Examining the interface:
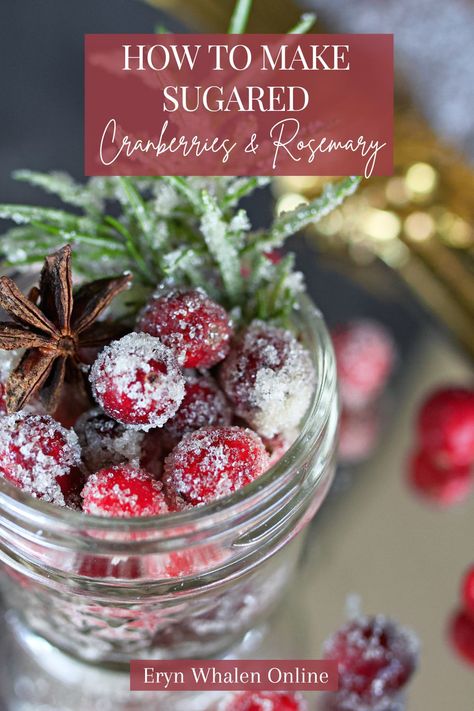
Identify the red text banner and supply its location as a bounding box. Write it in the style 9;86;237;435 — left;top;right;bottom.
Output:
129;659;339;691
85;34;393;177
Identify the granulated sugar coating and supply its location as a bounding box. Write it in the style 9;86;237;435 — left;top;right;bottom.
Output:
89;333;185;430
323;615;419;706
137;286;233;368
81;464;170;517
164;425;270;505
0;412;82;506
163;374;232;447
220;321;316;439
75;408;144;473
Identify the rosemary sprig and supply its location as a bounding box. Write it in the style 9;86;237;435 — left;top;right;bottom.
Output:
228;0;253;34
0;173;360;322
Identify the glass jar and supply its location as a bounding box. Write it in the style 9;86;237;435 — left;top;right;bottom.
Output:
0;296;338;666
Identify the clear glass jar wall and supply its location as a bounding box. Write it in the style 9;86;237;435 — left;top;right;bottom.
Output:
0;297;338;665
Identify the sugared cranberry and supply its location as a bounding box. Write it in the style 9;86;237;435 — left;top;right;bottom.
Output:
461;566;474;621
408;448;472;507
449;609;474;666
164;425;269;506
331;320;396;410
75;408;144;473
137;287;232;368
162;374;231;449
89;333;185;430
221;691;306;711
220;321;315;439
417;386;474;467
323;615;418;704
0;412;82;506
81;465;170;517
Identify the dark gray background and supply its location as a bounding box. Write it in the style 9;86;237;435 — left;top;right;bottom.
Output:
0;0;172;202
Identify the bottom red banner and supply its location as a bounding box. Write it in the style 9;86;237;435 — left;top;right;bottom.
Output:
130;660;338;692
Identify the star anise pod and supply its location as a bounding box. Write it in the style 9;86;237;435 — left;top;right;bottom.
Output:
0;245;132;413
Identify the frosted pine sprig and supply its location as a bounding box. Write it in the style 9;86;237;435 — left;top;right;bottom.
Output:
0;173;360;322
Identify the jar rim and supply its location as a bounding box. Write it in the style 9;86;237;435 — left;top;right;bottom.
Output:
0;295;335;536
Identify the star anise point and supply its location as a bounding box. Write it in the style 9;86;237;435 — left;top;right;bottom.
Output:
0;246;132;413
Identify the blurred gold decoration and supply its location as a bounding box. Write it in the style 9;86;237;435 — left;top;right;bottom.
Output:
275;106;474;355
147;0;474;356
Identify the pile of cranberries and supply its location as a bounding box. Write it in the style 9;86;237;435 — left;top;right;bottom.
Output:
0;287;315;519
408;386;474;506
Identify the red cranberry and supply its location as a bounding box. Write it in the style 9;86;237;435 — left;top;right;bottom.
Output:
164;425;269;506
89;333;185;430
75;408;144;473
417;386;474;467
331;320;395;410
220;321;315;439
449;609;474;666
0;412;82;506
137;287;232;368
323;615;418;703
408;448;472;507
81;464;170;517
222;691;306;711
162;374;231;449
461;566;474;621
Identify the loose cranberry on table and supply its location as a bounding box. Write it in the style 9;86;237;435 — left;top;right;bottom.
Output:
0;412;82;506
323;615;418;705
461;565;474;621
338;405;380;465
162;374;231;450
449;609;474;667
89;332;185;430
75;408;144;474
221;691;306;711
137;286;233;368
408;448;472;507
417;386;474;467
331;320;396;411
81;464;171;517
164;425;270;506
220;320;315;439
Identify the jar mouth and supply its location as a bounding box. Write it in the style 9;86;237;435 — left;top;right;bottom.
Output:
0;295;336;536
